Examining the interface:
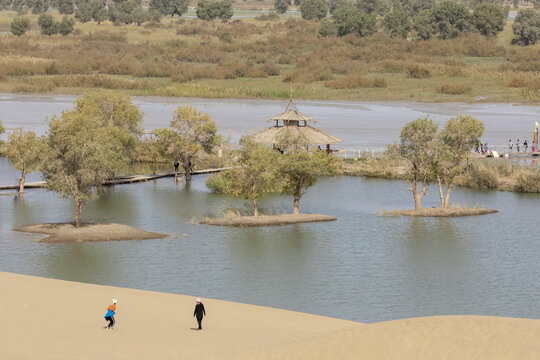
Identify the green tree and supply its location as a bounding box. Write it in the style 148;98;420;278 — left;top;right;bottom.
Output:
300;0;327;20
327;0;346;14
512;9;540;45
6;129;45;192
58;16;75;34
412;9;435;40
434;115;484;208
382;7;411;38
73;92;143;160
131;6;148;25
109;0;140;24
206;137;279;216
318;18;338;36
398;0;434;16
332;3;376;36
38;13;58;35
75;2;93;22
277;145;337;214
155;106;218;182
472;2;505;37
10;16;31;36
93;6;108;23
196;0;233;20
57;0;74;14
356;0;390;15
274;0;288;14
432;1;471;39
393;116;438;210
150;0;189;16
31;0;48;14
43;110;129;227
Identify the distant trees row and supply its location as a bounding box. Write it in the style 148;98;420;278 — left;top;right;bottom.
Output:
1;0;234;22
317;0;507;40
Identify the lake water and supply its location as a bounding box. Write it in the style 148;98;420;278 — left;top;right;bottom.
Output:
1;94;539;323
1;94;540;151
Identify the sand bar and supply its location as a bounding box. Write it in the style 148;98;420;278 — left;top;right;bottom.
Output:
14;222;168;243
200;214;337;227
0;272;538;360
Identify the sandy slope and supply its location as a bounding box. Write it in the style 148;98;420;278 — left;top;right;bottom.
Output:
0;272;538;360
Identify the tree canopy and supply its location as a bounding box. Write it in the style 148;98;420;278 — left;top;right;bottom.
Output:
196;0;233;20
472;3;505;37
10;16;30;36
300;0;328;20
155;106;218;182
512;9;540;45
6;129;45;192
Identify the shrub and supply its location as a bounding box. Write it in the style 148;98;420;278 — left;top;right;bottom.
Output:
514;170;540;193
255;12;280;21
10;17;31;36
472;3;505;38
406;64;431;78
507;77;526;88
318;19;337;37
261;62;280;76
438;83;471;95
463;163;499;189
58;16;75;35
38;14;58;36
274;0;288;14
325;75;387;89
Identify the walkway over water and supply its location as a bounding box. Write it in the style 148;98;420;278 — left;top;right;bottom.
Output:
0;167;232;190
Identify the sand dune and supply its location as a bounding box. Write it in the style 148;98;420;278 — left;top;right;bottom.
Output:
0;272;538;360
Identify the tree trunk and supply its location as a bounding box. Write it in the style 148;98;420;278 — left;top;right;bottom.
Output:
253;198;258;216
183;163;191;182
293;194;300;214
409;180;427;210
19;170;26;192
437;176;444;208
444;183;454;209
74;196;81;228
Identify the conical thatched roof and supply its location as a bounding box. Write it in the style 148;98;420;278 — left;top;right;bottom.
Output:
266;99;316;123
252;125;342;145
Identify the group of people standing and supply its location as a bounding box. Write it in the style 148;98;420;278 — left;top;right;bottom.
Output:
508;139;534;153
103;298;206;330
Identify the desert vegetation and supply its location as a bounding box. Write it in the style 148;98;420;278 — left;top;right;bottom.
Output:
0;1;539;102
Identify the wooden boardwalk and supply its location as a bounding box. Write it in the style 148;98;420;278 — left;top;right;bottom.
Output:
0;167;232;191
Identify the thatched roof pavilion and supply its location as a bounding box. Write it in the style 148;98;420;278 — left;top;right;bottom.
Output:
252;100;342;148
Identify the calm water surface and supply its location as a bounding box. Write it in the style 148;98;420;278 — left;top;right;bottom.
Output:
2;93;540;149
1;95;539;322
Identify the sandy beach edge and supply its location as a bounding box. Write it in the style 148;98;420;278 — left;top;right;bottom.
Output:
0;271;538;360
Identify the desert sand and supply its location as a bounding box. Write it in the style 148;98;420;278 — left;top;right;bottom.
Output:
0;271;538;360
14;222;168;243
200;214;337;227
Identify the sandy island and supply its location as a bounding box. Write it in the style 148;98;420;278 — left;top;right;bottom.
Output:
0;272;538;360
385;208;499;217
200;214;337;227
14;222;168;243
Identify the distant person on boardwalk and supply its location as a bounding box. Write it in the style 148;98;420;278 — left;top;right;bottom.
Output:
524;140;528;152
193;298;206;330
104;299;117;329
508;139;513;153
174;161;179;173
516;139;520;153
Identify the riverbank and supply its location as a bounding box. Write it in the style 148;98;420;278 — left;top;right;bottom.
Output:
14;222;168;242
0;271;538;360
200;214;337;227
1;13;540;104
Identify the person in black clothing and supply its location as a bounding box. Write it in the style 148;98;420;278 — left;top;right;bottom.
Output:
174;161;179;172
193;298;206;330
